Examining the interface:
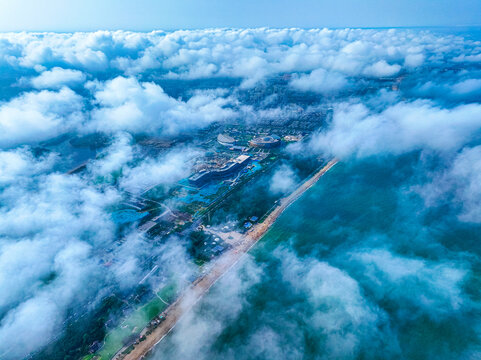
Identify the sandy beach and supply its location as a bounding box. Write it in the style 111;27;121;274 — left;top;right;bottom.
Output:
120;159;338;360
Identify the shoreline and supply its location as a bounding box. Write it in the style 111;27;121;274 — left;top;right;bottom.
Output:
120;158;338;360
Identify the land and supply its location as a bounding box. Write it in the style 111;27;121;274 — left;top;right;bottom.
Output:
33;88;333;360
119;159;338;360
26;66;411;360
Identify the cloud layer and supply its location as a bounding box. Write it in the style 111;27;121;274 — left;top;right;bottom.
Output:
0;27;480;359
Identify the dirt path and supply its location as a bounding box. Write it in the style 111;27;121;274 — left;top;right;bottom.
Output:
121;159;338;360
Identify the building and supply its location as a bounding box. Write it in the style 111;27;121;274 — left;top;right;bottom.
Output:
249;134;281;148
89;341;101;353
244;222;252;229
217;133;236;147
138;221;157;233
212;245;225;254
283;134;303;142
188;155;251;187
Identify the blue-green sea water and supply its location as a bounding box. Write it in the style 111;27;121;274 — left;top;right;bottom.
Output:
151;155;481;360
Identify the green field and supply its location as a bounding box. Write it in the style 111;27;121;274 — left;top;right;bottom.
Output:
96;284;177;360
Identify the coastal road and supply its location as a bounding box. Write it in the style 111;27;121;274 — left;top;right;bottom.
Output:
121;158;338;360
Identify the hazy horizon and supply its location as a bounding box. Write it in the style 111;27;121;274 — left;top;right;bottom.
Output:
0;0;480;32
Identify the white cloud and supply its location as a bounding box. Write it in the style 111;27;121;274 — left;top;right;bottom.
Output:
451;78;481;96
119;147;199;193
0;88;84;148
0;173;119;358
404;52;425;67
0;28;476;87
363;60;401;77
30;67;86;89
88;132;134;180
88;76;234;135
418;145;481;223
278;249;384;359
0;162;193;358
269;164;298;195
308;100;481;158
351;249;468;318
453;53;481;63
0;148;57;185
154;256;262;360
289;68;348;94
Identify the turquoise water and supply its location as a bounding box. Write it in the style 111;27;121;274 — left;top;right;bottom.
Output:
177;181;224;204
249;160;262;173
151;155;481;360
111;209;148;224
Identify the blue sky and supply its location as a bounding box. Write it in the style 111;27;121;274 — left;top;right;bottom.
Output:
0;0;480;31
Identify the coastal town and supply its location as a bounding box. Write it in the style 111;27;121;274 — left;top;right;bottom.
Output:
56;106;332;360
120;159;338;360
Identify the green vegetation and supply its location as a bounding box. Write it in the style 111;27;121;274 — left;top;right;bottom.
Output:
78;151;320;360
206;154;323;228
207;158;279;226
35;295;123;360
188;230;210;261
122;345;135;355
158;283;177;303
96;284;177;360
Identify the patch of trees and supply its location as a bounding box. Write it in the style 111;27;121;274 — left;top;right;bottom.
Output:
188;231;210;261
34;295;123;360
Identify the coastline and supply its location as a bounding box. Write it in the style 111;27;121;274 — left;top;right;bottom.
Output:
120;158;339;360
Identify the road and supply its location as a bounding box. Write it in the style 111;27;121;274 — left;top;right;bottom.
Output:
120;159;338;360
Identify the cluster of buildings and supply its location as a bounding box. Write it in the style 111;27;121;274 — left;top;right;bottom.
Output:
218;132;281;149
188;132;287;188
283;134;303;142
249;134;281;148
217;133;236;147
188;154;251;187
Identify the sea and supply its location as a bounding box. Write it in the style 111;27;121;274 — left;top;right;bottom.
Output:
150;154;481;359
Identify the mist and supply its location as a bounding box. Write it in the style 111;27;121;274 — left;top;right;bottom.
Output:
0;27;480;359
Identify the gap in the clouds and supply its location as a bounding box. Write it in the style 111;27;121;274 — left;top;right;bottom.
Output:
0;66;37;100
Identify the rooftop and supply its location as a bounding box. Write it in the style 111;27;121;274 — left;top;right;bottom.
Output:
235;154;250;163
250;134;281;144
217;133;235;144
